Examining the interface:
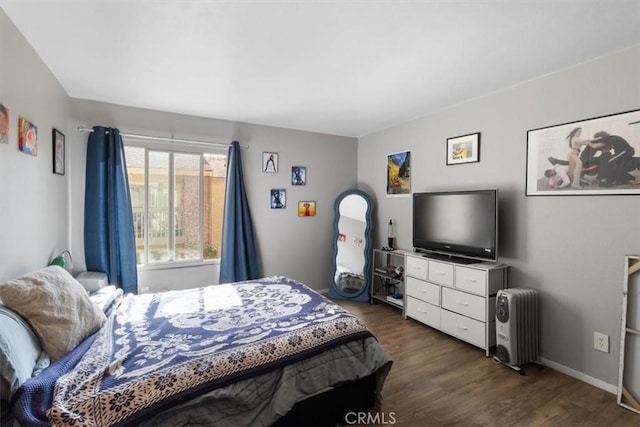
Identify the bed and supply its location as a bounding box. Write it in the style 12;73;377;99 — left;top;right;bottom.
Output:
0;266;392;426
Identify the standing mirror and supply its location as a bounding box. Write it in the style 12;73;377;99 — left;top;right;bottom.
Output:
328;189;374;302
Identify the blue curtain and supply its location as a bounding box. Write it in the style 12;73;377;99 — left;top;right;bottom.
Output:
219;141;260;283
84;126;138;294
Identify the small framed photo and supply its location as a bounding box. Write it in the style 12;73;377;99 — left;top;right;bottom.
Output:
446;132;480;165
291;166;306;185
52;128;65;175
298;201;316;217
18;117;38;156
0;103;9;144
270;189;286;209
263;152;279;173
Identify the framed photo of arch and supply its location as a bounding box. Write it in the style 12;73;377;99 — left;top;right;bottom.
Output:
263;152;278;173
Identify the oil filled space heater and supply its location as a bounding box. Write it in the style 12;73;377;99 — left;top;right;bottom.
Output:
494;289;539;373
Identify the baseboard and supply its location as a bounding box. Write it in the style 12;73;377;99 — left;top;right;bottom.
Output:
538;357;617;394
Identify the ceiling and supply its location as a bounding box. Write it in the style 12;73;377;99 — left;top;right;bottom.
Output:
2;1;640;138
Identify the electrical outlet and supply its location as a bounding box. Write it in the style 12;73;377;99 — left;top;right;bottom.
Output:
594;332;609;353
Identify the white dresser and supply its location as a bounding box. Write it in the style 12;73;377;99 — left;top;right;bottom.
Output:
404;252;508;356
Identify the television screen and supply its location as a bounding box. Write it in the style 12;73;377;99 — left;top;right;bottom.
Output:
412;189;498;262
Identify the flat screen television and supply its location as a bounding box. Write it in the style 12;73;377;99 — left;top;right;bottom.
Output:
412;189;498;263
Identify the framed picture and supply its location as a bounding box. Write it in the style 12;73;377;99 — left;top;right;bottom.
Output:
18;117;38;156
446;132;480;165
386;151;411;196
270;189;286;209
52;128;65;175
263;152;278;173
298;201;316;217
0;104;9;144
526;109;640;196
291;166;306;185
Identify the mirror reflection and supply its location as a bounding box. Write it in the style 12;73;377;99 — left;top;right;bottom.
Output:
329;190;373;302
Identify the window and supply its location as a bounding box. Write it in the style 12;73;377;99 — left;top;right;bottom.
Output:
124;144;227;266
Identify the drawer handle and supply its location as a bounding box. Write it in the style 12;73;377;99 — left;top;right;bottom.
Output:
436;271;446;276
455;299;469;306
419;309;429;314
419;289;428;293
455;323;469;331
465;277;477;283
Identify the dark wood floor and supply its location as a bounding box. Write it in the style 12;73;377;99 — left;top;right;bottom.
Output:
332;299;639;426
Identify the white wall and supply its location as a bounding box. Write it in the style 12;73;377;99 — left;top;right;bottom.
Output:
0;10;69;282
358;44;640;388
68;99;358;292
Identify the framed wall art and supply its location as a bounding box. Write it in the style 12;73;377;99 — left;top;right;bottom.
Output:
52;128;65;175
270;189;286;208
18;117;38;156
0;104;9;144
291;166;306;185
263;152;278;173
386;150;411;196
446;132;480;165
526;109;640;196
298;201;316;217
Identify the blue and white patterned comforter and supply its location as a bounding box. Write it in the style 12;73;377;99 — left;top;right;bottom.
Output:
14;276;375;426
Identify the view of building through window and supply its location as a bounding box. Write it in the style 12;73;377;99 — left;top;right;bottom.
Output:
124;145;227;265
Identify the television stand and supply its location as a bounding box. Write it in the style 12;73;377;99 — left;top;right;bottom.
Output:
404;252;508;357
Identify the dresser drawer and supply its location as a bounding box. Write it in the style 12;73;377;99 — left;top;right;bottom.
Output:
441;287;486;322
406;256;428;280
406;297;440;329
455;266;487;295
428;261;454;287
440;309;485;348
406;277;440;306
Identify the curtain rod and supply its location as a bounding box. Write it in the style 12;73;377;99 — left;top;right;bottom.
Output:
77;126;248;149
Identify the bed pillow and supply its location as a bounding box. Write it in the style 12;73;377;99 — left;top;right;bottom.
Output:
0;266;106;361
0;305;43;400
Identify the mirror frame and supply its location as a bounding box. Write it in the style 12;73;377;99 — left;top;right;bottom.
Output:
328;189;374;301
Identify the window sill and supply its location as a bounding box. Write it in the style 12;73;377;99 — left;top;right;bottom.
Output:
137;259;220;271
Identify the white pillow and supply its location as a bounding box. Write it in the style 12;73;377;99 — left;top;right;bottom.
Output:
0;266;106;361
0;305;43;400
